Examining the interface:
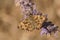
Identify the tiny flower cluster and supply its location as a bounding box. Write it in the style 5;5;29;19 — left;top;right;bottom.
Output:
19;0;38;15
40;21;59;36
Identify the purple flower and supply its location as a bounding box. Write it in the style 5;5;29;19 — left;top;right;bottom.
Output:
40;28;49;35
32;9;37;15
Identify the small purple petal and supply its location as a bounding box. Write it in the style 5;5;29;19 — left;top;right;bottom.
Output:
40;28;48;35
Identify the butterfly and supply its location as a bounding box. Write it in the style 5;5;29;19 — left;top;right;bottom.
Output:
18;13;46;31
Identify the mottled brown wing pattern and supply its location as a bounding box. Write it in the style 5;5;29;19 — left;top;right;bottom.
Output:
18;14;46;31
32;15;46;30
18;18;35;31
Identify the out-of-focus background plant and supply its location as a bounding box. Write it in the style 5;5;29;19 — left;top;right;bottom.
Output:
0;0;60;40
